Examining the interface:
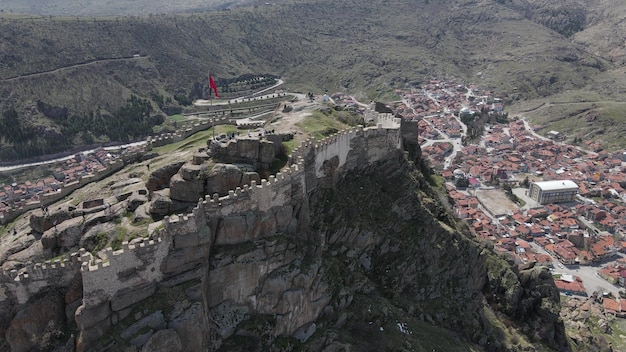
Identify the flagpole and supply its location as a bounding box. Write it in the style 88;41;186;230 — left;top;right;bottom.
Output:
209;71;214;140
208;72;220;140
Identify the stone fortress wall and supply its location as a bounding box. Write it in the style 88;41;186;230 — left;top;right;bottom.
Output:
148;116;235;148
0;112;408;351
0;252;82;305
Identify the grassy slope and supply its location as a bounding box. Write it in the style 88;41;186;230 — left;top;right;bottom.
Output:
0;0;243;16
0;0;625;151
0;1;606;102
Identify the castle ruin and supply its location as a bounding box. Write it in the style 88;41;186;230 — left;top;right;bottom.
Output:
1;113;414;351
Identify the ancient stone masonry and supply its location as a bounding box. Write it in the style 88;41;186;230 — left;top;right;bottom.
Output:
1;115;237;225
79;236;169;308
0;253;82;304
149;117;234;148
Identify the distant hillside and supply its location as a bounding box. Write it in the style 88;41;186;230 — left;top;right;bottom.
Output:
0;0;251;16
1;0;625;160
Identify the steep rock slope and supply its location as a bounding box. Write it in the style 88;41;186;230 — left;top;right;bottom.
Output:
215;148;568;351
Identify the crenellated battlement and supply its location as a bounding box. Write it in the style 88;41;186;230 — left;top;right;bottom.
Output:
0;251;84;304
149;116;235;148
80;235;165;273
164;205;203;235
289;137;317;164
197;156;306;216
187;111;402;216
1;251;81;284
80;233;170;308
374;113;401;128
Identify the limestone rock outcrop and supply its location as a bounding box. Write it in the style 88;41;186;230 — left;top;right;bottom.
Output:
1;118;572;352
169;173;205;203
167;162;259;203
168;302;209;352
149;190;188;216
209;136;276;168
30;208;72;234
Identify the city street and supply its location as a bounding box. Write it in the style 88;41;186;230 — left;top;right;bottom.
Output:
530;242;622;297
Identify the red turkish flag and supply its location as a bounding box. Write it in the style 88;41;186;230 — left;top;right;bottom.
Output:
209;75;219;98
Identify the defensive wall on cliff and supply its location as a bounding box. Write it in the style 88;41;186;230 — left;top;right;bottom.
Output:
0;112;408;350
148;116;236;148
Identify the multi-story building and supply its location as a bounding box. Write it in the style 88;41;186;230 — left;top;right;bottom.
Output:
529;180;578;205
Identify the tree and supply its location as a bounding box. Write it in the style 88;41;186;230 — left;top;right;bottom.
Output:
521;176;530;188
455;176;469;189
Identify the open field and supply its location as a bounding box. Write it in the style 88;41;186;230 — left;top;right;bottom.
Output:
475;189;519;217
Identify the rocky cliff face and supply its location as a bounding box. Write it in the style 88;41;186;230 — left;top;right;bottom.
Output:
207;148;568;351
1;121;569;352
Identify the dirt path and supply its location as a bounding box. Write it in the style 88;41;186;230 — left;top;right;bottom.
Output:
1;55;146;82
265;93;325;144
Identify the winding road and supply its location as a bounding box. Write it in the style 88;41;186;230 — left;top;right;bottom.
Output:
193;79;285;106
0;141;148;172
519;116;597;156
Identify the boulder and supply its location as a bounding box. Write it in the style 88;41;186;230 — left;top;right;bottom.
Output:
205;164;243;195
192;151;211;165
41;217;85;250
29;208;72;233
127;193;149;213
149;191;173;216
80;223;116;252
169;174;204;203
130;329;153;347
6;290;67;352
133;203;152;224
146;161;185;192
180;163;204;181
140;329;182;352
230;138;259;160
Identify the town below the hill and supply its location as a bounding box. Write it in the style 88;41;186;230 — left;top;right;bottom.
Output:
392;79;626;309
